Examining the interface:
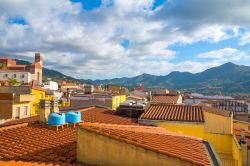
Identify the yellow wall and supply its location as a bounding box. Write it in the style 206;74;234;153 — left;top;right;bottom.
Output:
77;127;195;166
111;95;126;110
204;112;232;134
157;120;242;166
62;101;70;107
31;88;45;116
158;122;204;138
231;136;242;166
233;120;249;130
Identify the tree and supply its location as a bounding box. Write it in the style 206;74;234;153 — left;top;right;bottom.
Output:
8;78;19;86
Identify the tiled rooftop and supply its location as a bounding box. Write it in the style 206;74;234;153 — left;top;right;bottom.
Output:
79;122;212;166
0;160;80;166
0;115;39;127
81;107;138;125
152;95;180;104
0;123;76;164
140;104;205;122
0;107;138;164
139;104;230;122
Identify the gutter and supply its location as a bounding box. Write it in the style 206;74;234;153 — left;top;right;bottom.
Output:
203;141;223;166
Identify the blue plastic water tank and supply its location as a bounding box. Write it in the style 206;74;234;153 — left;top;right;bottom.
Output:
48;113;66;125
65;111;81;123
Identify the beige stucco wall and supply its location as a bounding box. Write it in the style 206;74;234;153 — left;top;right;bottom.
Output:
204;111;232;134
12;102;31;119
77;128;195;166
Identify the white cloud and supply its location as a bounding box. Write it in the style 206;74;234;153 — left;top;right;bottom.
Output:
240;33;250;45
197;48;250;61
0;0;249;79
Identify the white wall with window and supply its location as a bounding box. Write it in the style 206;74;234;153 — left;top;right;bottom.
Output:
42;81;59;90
0;71;31;83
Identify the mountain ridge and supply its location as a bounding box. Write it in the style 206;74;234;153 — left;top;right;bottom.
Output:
14;58;250;94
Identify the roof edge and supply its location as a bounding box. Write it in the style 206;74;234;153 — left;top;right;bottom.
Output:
203;141;223;166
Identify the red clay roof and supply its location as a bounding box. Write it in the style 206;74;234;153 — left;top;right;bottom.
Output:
0;115;39;127
0;123;76;164
0;160;80;166
140;104;231;122
79;123;211;166
81;107;138;125
140;104;205;122
0;107;138;164
152;95;180;104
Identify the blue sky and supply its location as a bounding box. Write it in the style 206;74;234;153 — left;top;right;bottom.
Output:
0;0;250;79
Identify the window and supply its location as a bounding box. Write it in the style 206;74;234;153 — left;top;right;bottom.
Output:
24;106;28;115
20;74;25;78
15;107;20;119
13;74;16;78
4;74;8;78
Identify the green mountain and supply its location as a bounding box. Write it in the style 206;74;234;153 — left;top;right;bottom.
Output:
15;59;85;83
14;58;250;94
92;62;250;94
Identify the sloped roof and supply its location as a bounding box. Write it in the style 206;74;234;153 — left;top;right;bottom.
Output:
81;107;138;125
140;104;204;122
0;107;138;165
151;95;180;104
139;104;230;122
79;122;212;166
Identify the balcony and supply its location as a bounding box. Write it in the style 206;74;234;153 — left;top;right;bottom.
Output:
14;94;35;102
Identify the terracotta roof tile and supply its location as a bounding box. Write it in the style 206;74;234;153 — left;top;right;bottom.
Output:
80;107;138;125
140;104;204;122
79;123;211;166
0;115;39;127
0;107;138;164
152;95;180;104
0;123;76;164
0;160;80;166
140;104;230;122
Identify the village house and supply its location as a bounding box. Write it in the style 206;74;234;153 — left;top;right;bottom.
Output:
0;53;43;84
138;103;247;166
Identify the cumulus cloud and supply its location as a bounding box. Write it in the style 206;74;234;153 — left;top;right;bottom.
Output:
197;48;250;62
0;0;249;79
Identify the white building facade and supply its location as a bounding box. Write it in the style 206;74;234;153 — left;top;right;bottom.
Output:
0;71;31;84
42;81;59;90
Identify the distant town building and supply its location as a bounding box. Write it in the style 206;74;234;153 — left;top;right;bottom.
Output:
60;82;81;90
138;103;246;165
42;81;59;90
83;84;94;94
116;99;146;118
147;88;179;96
105;84;128;94
151;95;183;104
70;93;126;110
0;53;43;84
147;88;169;96
0;87;35;120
